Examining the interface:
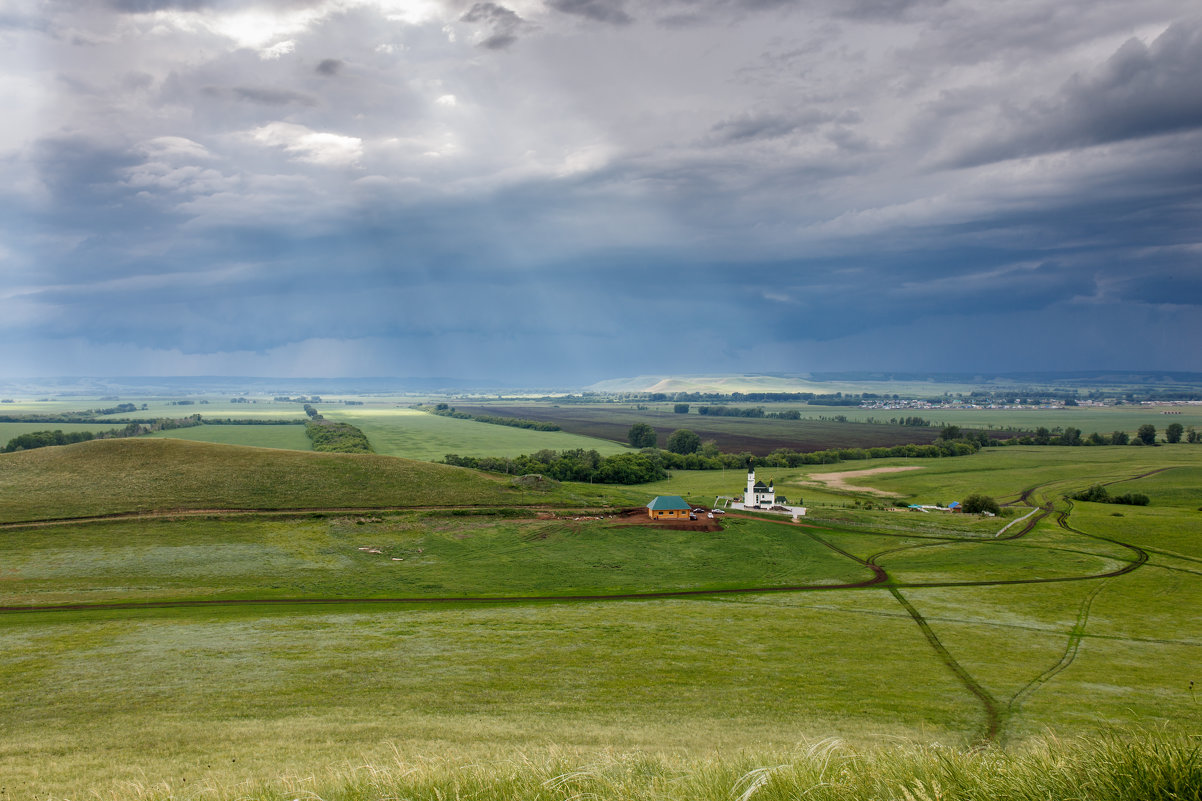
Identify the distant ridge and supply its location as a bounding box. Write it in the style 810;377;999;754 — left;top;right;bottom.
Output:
587;371;1202;394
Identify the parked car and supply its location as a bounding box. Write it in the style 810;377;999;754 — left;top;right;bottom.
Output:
711;508;726;514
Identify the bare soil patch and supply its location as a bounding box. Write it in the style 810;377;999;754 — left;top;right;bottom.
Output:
802;466;925;497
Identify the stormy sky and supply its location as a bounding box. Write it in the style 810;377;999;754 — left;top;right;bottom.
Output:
2;0;1200;383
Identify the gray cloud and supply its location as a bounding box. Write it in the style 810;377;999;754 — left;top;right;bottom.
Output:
707;109;837;143
3;0;1201;379
545;0;633;26
104;0;214;11
224;86;317;105
315;58;343;75
948;18;1202;167
460;2;530;49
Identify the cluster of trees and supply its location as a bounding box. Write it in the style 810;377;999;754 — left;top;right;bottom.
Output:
627;423;658;448
93;402;139;415
304;419;372;453
961;494;1002;515
443;449;667;484
3;429;98;452
693;405;804;420
2;415;205;453
427;404;561;431
627;425;708;454
1069;485;1150;506
448;434;993;486
301;404;373;452
697;405;767;417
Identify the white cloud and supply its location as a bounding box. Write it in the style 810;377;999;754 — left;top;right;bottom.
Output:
258;40;296;60
249;122;364;167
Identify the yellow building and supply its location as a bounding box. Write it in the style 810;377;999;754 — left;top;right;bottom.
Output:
646;495;692;519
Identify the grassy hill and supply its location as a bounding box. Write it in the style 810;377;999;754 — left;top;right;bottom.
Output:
0;438;628;523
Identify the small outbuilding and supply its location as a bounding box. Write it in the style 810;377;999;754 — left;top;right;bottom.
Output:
646;495;692;520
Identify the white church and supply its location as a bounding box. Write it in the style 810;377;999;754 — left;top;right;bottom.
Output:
745;467;775;507
718;466;806;518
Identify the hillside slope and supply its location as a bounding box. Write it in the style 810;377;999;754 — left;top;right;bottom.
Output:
0;438;544;522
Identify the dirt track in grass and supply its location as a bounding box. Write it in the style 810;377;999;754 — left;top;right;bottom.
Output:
803;465;925;496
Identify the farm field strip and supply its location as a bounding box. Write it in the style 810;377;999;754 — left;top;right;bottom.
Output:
449;403;945;454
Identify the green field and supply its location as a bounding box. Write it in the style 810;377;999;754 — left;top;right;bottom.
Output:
327;407;632;460
2;440;1201;798
147;423;312;450
0;439;642;523
807;403;1202;434
0;397;311;420
0;421;123;446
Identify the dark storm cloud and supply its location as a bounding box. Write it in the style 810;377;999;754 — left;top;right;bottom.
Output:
4;0;1201;379
545;0;633;26
948;19;1202;167
707;109;837;143
830;0;947;21
31;136;141;208
315;58;343;75
225;86;317;105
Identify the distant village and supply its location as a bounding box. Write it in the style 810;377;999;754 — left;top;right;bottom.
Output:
859;398;1202;411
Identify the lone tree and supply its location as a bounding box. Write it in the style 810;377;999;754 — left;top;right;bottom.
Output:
627;423;657;449
1166;422;1184;443
961;494;1001;515
666;428;701;455
939;424;962;440
1136;424;1158;446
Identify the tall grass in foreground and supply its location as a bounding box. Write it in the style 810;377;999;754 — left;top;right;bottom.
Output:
99;730;1201;801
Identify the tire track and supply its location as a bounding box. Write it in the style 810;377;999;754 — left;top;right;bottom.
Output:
1007;575;1110;714
887;586;1002;745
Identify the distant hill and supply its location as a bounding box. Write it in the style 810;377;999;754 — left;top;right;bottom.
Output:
587;371;1202;394
0;438;544;523
586;374;836;394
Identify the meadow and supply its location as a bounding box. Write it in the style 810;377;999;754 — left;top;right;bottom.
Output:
450;402;944;454
806;403;1202;434
0;421;122;447
147;424;312;450
2;439;1201;799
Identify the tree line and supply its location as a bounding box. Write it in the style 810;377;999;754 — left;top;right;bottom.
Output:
444;437;985;485
424;404;561;431
2;415;205;453
1068;485;1150;506
440;418;1196;487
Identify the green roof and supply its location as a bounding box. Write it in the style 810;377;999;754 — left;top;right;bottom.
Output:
646;495;691;511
